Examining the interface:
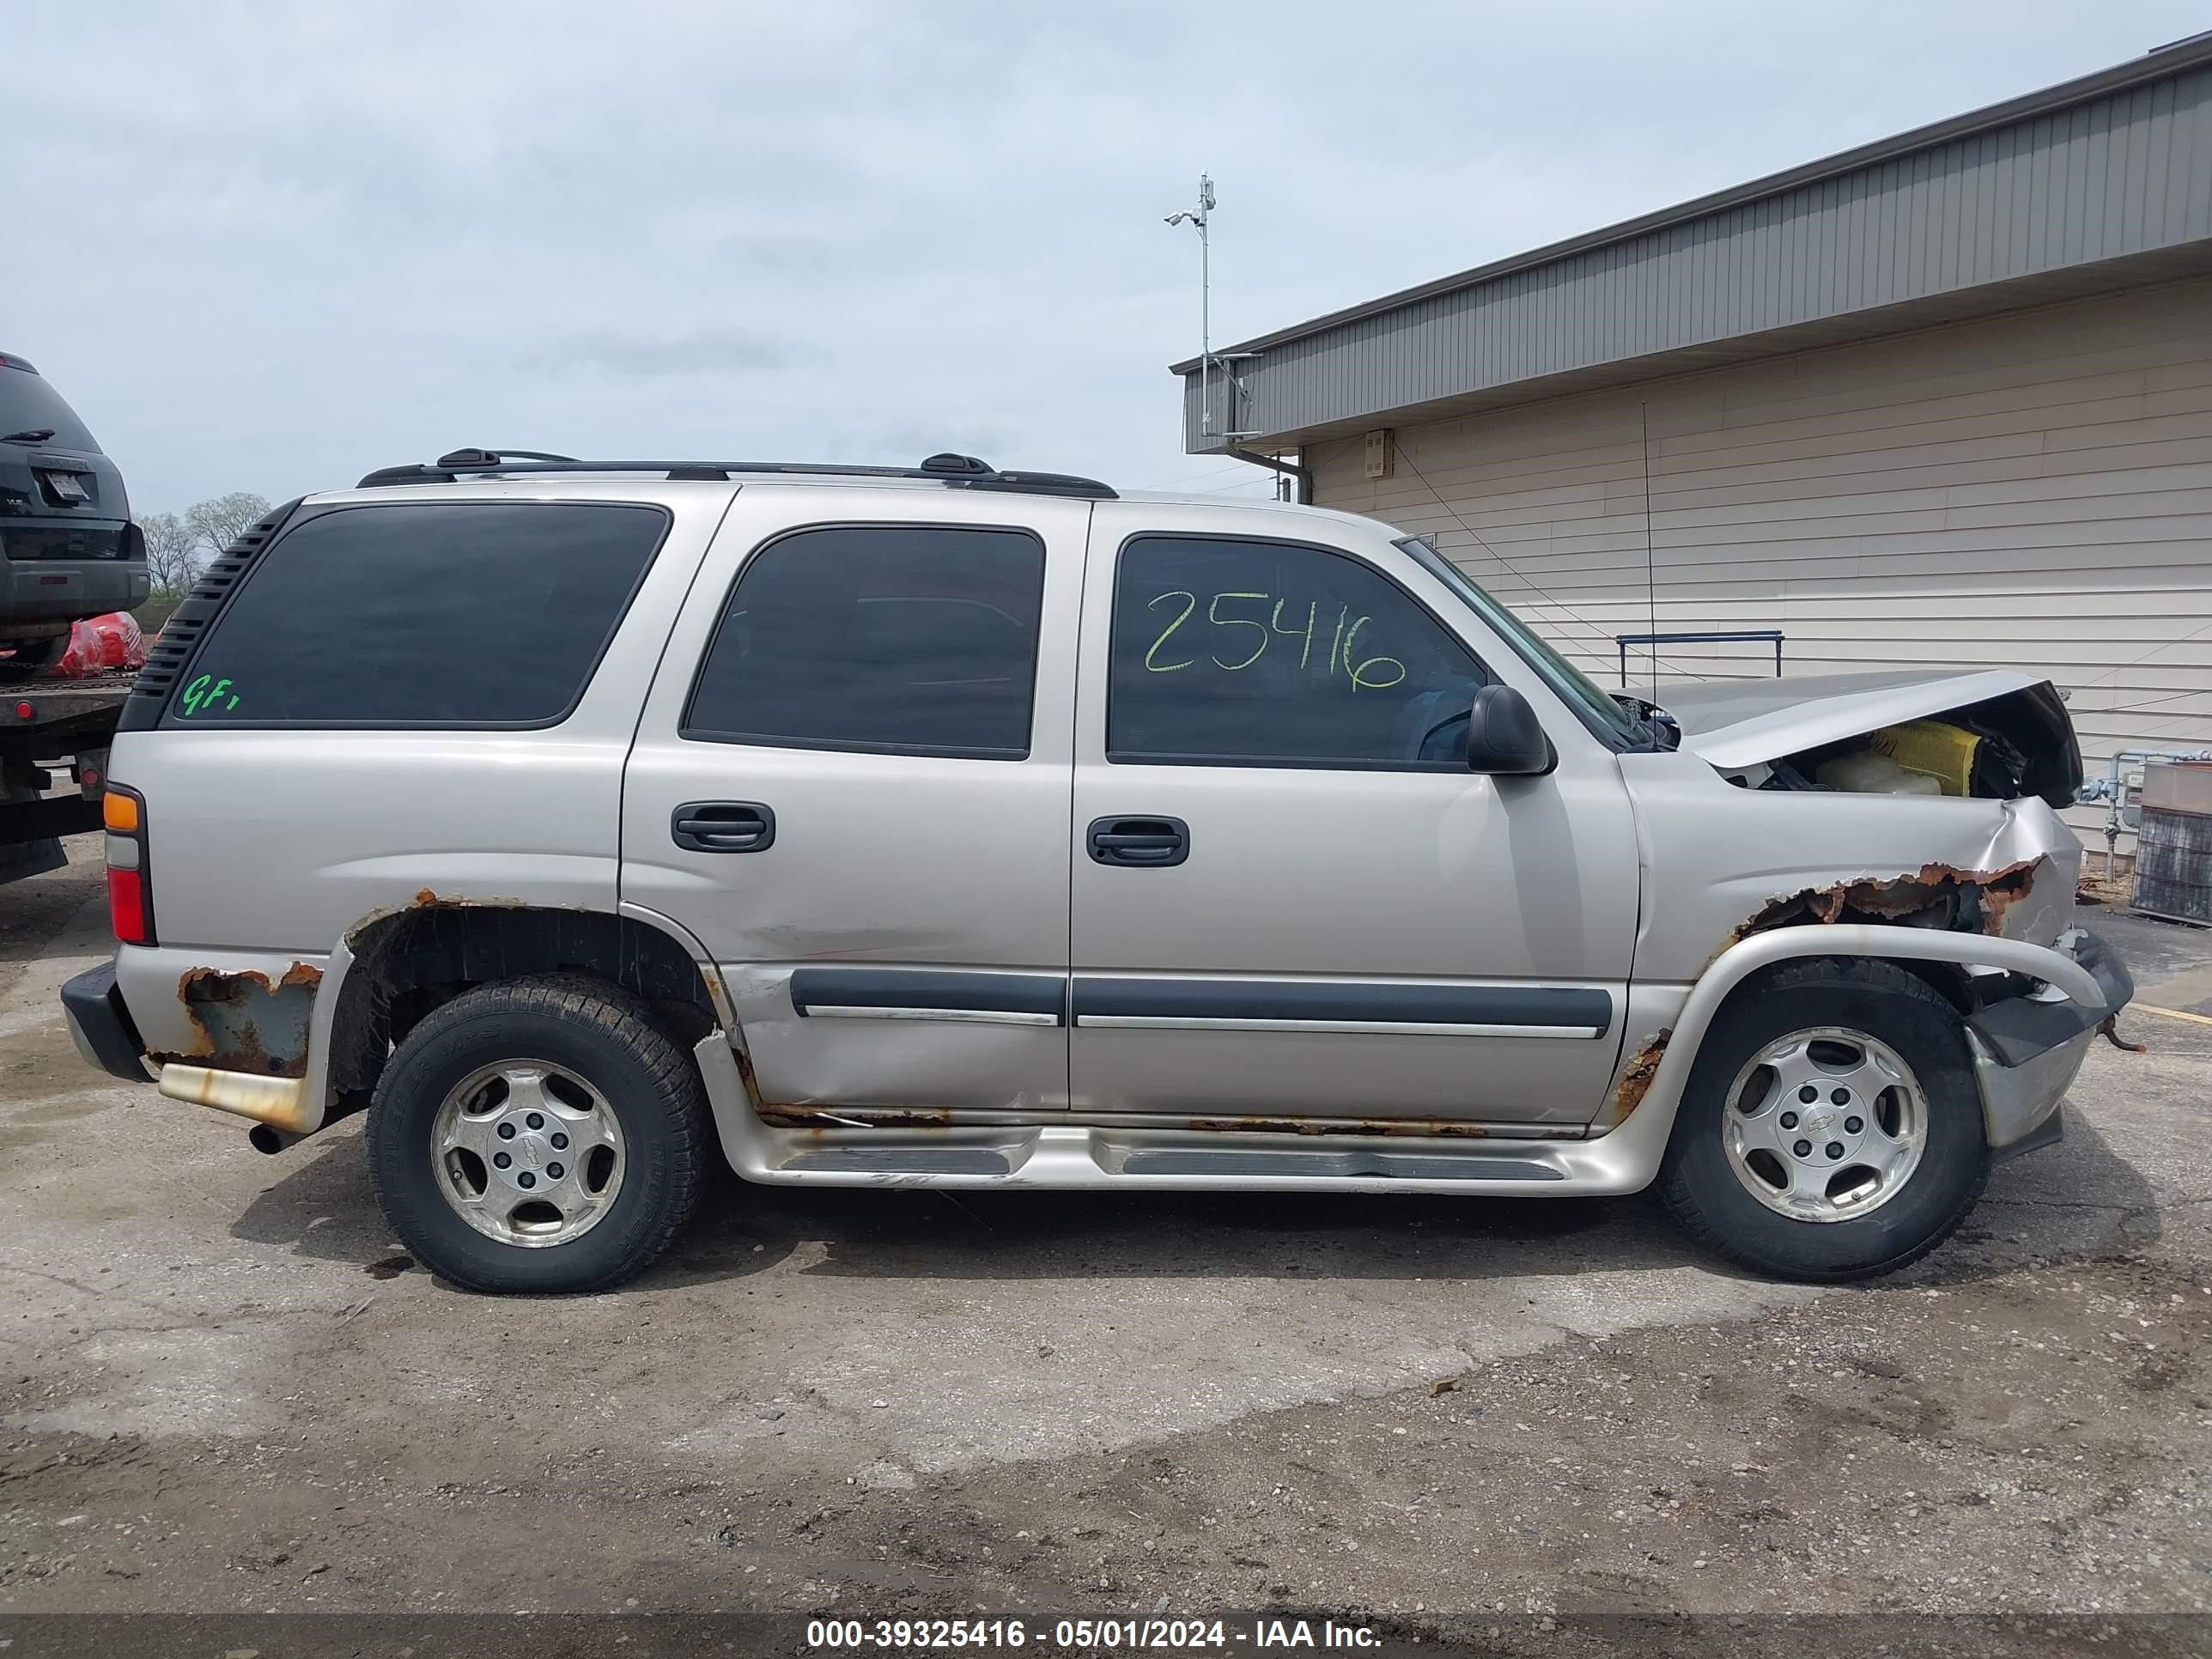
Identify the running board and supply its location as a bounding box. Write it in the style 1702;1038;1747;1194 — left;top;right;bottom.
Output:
1123;1148;1561;1181
690;1039;1669;1197
777;1142;1560;1182
785;1147;1012;1175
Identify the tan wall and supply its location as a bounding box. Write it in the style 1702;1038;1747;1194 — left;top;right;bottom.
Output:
1309;276;2212;854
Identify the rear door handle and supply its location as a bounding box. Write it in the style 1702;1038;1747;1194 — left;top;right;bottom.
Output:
1086;815;1188;867
672;800;775;854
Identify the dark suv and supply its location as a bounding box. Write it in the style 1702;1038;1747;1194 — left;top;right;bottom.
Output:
0;351;145;673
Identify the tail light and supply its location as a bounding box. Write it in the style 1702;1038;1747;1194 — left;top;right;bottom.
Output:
103;785;154;945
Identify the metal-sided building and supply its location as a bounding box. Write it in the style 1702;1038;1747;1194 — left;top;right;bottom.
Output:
1172;36;2212;850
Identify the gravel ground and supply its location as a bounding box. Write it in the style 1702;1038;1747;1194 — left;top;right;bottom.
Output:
1;837;2207;1656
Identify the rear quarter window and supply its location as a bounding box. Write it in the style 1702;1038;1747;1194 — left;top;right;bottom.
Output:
162;501;668;728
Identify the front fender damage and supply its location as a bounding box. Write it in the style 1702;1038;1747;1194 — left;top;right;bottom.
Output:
1611;854;2059;1127
1728;858;2044;946
1606;831;2133;1149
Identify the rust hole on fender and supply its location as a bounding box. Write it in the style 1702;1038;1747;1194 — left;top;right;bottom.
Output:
1729;858;2043;949
162;963;323;1079
1613;1031;1670;1122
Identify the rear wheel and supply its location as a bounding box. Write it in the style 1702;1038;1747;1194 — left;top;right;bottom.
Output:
366;975;709;1294
1659;958;1987;1281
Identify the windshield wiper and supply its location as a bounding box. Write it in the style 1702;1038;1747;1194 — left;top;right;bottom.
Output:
2;428;56;444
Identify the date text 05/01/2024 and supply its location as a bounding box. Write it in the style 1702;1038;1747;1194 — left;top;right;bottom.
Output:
804;1617;1382;1650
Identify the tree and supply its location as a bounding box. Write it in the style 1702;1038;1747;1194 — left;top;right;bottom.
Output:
185;491;272;561
139;511;198;596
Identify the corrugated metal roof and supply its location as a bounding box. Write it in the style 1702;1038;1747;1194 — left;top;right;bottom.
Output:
1176;36;2212;451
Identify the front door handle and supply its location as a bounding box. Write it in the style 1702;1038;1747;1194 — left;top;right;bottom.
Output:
672;800;775;854
1087;815;1188;867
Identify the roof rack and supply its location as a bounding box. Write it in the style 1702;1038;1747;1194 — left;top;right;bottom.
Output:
355;449;1117;501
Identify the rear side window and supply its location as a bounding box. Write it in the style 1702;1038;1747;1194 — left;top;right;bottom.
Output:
167;501;667;727
684;524;1045;759
0;364;100;453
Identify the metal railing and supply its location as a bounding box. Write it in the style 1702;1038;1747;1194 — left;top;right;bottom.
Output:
1615;629;1784;688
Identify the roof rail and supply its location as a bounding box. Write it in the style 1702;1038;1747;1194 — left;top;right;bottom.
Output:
354;449;1117;500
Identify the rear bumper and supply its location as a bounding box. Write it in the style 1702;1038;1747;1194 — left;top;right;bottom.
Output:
1966;927;2131;1154
0;547;148;625
60;960;149;1082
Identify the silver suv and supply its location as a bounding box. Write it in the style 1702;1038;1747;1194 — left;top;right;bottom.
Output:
59;450;2132;1293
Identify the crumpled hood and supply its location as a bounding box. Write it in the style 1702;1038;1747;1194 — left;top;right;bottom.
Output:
1660;668;2081;805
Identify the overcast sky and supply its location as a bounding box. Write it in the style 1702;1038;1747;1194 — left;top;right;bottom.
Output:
6;2;2205;515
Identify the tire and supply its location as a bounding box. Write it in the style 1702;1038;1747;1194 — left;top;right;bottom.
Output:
1658;957;1988;1282
366;974;710;1294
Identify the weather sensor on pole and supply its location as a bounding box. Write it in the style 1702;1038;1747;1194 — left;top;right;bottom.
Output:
1167;173;1259;443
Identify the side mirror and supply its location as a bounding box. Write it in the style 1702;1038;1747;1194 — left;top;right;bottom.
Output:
1465;684;1556;777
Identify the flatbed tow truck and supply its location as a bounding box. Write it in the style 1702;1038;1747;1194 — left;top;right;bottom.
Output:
0;672;132;882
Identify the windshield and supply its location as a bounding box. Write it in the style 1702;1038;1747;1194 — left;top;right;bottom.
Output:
0;363;100;452
1395;536;1651;748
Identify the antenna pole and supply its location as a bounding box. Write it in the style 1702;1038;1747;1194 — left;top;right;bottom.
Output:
1640;400;1658;700
1167;174;1218;440
1199;179;1211;436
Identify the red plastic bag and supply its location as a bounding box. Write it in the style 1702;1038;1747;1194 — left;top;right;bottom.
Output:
50;611;146;677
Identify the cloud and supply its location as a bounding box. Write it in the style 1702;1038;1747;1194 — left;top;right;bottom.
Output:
725;234;833;274
524;330;801;378
3;0;2194;513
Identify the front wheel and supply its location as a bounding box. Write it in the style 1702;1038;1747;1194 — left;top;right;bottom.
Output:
366;975;710;1294
1658;958;1989;1282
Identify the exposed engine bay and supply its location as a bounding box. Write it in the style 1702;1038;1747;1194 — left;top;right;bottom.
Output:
1653;672;2082;806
